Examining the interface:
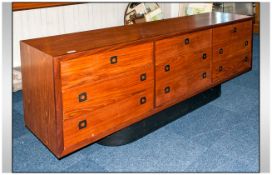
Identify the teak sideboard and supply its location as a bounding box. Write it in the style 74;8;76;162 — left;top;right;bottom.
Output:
20;12;253;158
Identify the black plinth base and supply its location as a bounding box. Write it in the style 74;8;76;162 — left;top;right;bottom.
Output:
98;85;221;146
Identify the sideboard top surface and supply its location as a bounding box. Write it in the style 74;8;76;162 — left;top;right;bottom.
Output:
22;12;252;57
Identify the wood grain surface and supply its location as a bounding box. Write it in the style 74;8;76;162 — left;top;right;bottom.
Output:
212;21;252;84
22;12;253;57
213;20;252;45
61;42;153;90
20;42;61;157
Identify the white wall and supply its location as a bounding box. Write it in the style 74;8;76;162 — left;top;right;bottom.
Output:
13;3;175;68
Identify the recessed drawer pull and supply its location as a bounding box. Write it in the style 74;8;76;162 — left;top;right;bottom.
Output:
140;97;146;104
78;120;87;130
184;38;190;45
244;56;248;62
164;64;170;72
233;27;237;33
140;73;146;81
219;48;224;54
164;86;171;94
110;56;118;64
202;53;207;59
219;66;223;72
78;92;87;102
245;40;249;46
202;72;207;79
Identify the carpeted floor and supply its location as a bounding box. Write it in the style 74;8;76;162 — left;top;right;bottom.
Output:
12;34;260;173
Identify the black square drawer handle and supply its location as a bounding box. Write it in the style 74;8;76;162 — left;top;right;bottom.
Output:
140;97;146;104
233;27;237;33
219;48;224;54
244;56;248;62
78;92;87;102
184;38;190;45
219;66;223;72
202;72;207;79
245;40;249;46
110;56;118;64
140;73;146;81
165;64;170;72
202;53;207;59
78;120;87;130
164;86;171;94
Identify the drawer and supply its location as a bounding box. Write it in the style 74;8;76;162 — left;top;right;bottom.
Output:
232;20;252;40
212;51;251;83
63;88;154;148
212;41;233;61
213;24;233;45
189;48;212;65
155;54;187;83
213;37;251;64
227;50;252;71
231;37;252;53
61;42;153;90
156;48;211;80
187;64;211;94
213;20;252;45
62;64;154;119
155;29;212;57
156;72;187;107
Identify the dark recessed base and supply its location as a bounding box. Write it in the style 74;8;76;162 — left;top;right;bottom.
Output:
98;85;221;146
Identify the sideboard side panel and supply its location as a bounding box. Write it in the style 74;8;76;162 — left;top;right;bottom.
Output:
20;42;60;156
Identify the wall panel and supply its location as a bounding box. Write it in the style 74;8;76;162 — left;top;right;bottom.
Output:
13;3;172;67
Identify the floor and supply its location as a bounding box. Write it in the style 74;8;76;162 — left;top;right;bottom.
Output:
12;34;260;173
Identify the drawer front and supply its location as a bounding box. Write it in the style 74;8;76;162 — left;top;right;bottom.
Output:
235;51;252;71
63;88;153;148
156;48;211;83
212;50;251;83
188;48;212;68
155;29;212;57
156;54;187;83
156;72;187;107
62;64;154;119
187;64;211;94
212;39;251;63
212;41;233;61
232;20;252;40
156;47;211;70
213;24;233;45
231;37;252;53
61;42;153;90
213;20;252;45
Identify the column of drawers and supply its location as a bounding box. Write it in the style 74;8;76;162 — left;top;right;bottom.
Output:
155;29;212;107
60;43;154;149
212;20;252;83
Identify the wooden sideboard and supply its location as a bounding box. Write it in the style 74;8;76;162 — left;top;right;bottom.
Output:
20;12;253;158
